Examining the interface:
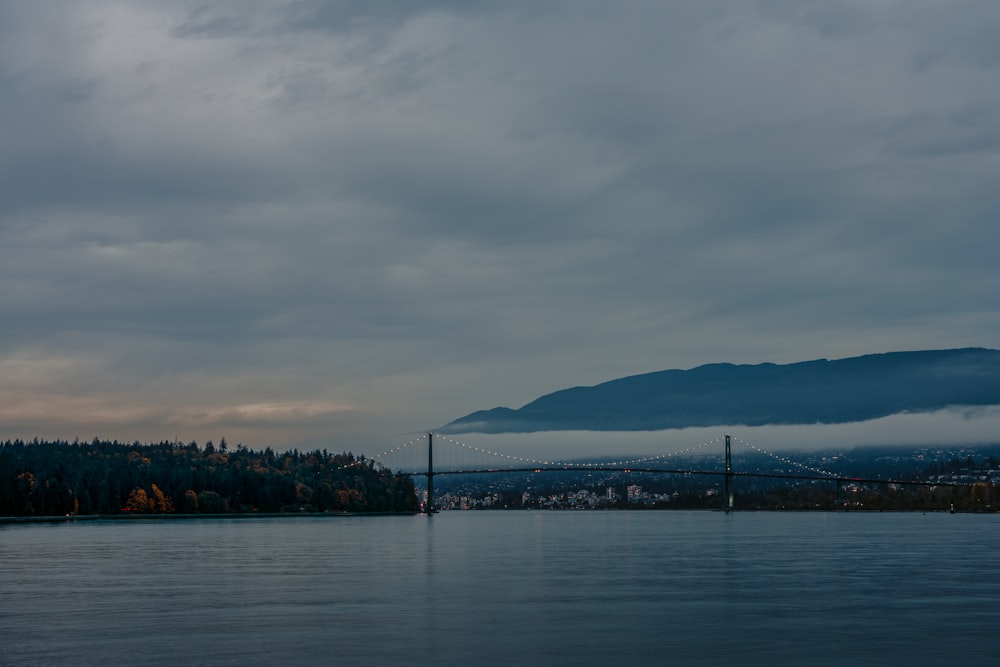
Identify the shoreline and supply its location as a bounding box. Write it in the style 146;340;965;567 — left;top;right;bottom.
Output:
2;507;976;524
0;511;420;524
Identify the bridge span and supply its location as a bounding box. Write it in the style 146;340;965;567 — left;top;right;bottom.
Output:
365;432;973;513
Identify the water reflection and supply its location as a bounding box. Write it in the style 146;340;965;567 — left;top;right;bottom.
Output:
2;512;999;666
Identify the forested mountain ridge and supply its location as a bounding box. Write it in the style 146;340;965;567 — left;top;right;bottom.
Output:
0;438;418;517
442;348;1000;434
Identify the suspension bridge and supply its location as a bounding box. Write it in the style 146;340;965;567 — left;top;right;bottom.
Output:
358;433;974;513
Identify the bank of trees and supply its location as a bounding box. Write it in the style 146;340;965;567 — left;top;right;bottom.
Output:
0;438;419;517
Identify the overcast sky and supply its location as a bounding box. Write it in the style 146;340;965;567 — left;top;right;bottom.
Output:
2;1;999;458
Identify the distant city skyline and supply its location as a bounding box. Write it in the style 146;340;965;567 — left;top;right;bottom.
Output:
2;2;998;453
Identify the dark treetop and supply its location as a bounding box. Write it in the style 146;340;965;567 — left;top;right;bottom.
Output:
0;438;418;517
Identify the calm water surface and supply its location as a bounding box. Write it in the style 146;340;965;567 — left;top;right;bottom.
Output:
2;511;998;666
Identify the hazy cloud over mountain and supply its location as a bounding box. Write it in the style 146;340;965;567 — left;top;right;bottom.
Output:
2;1;998;453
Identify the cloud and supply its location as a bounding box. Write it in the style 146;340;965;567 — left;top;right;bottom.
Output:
1;1;998;453
413;406;1000;467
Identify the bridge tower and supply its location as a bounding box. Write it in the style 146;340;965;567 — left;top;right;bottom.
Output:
724;434;734;512
425;432;435;513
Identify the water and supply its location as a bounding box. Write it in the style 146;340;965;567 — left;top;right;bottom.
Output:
2;511;998;666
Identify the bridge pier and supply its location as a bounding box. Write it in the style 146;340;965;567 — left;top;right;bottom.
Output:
425;432;435;513
724;434;734;512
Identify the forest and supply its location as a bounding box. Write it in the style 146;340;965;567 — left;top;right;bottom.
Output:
0;438;419;517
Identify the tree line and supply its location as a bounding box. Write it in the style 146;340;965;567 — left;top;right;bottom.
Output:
0;438;419;517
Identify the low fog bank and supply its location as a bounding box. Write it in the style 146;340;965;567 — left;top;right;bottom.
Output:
434;406;1000;461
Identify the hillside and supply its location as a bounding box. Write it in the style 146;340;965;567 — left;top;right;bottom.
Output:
441;348;1000;434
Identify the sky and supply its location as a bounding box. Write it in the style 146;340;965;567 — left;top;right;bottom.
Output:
2;1;999;458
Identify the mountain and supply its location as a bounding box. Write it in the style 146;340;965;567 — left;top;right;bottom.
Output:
441;348;1000;434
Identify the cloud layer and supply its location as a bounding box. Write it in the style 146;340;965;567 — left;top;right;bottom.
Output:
2;1;998;453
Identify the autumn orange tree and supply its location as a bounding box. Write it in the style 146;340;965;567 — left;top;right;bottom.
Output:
123;487;151;513
123;484;175;513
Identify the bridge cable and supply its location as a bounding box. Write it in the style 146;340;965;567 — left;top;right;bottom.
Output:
335;436;425;472
733;437;838;478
